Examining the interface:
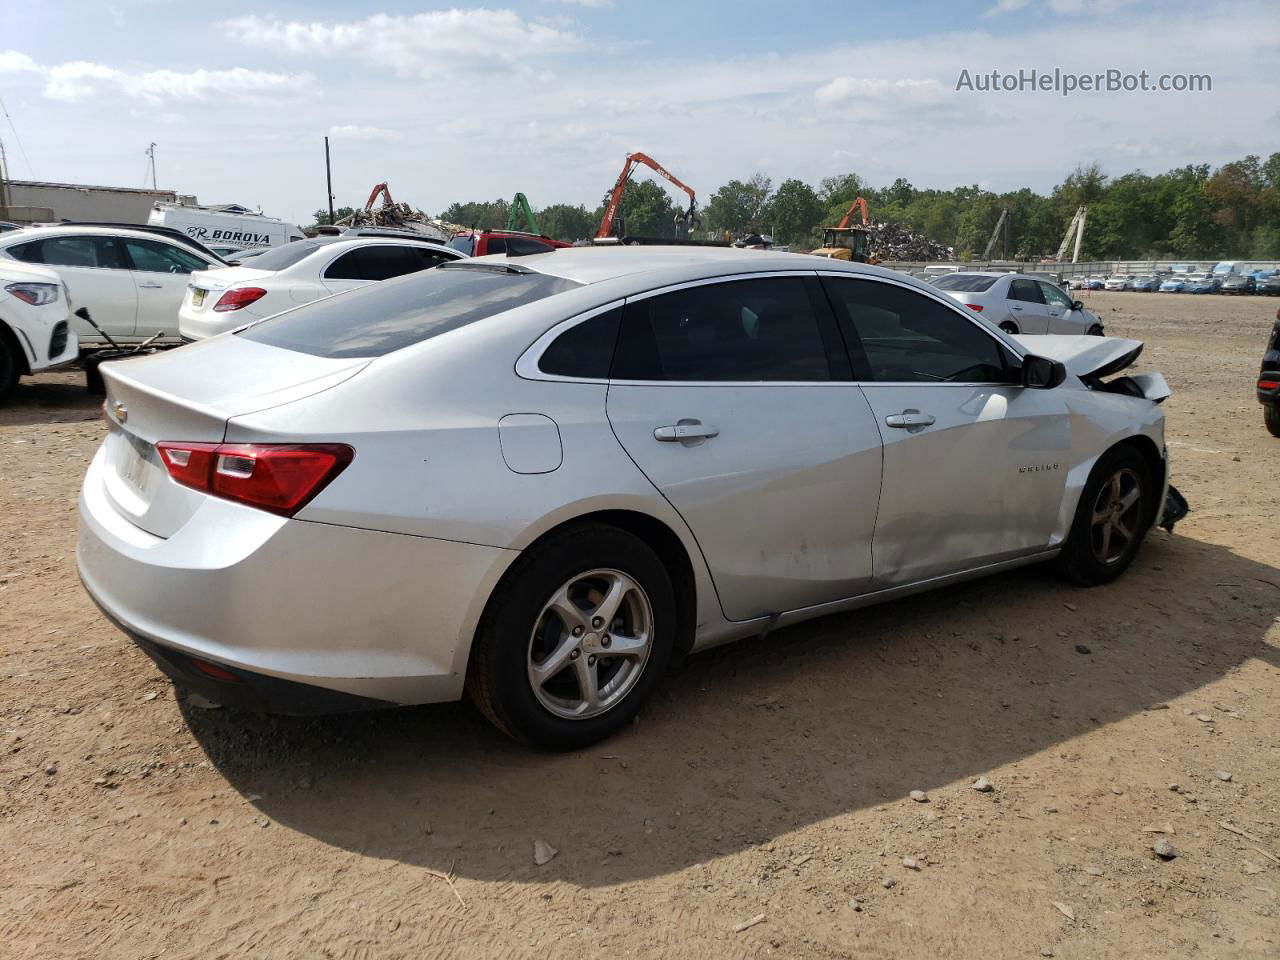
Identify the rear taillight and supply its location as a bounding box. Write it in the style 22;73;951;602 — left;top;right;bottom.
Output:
212;287;267;312
1259;378;1280;391
156;442;353;516
964;303;984;312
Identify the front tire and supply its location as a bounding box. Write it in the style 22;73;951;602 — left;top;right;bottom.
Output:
1265;404;1280;438
1087;324;1104;336
466;524;677;749
1057;446;1153;585
0;338;19;402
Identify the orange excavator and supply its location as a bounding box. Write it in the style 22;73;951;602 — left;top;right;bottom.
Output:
811;196;876;263
596;152;700;240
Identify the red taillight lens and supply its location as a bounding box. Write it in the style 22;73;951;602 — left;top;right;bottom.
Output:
212;287;267;312
1259;378;1280;391
156;442;353;516
964;303;984;312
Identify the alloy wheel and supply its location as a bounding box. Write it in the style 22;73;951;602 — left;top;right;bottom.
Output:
1090;467;1143;565
527;568;653;720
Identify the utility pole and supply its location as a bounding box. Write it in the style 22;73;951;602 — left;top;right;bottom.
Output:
145;142;157;190
324;136;335;225
0;135;9;216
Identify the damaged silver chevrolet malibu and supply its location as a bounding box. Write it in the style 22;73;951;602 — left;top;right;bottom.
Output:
77;248;1187;748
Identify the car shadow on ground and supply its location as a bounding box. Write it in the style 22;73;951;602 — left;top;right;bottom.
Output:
178;531;1279;887
0;373;100;427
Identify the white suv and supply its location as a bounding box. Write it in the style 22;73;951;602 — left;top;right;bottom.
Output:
178;236;463;341
0;225;222;345
0;259;79;400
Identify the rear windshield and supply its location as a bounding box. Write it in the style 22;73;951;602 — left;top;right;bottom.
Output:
239;264;582;358
447;235;475;256
242;238;336;271
932;274;999;292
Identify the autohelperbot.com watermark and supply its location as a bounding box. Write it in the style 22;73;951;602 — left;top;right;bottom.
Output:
955;68;1212;96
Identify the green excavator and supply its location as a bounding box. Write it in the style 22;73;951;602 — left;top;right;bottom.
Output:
506;192;540;234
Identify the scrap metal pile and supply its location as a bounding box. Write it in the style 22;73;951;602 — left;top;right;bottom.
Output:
335;183;465;244
867;221;954;261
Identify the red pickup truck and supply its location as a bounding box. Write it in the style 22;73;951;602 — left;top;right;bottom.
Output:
447;229;573;257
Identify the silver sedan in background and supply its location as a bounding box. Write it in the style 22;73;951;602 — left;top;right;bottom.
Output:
79;249;1180;748
932;272;1106;335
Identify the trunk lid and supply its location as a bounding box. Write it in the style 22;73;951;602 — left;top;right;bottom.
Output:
1013;334;1143;379
98;336;369;538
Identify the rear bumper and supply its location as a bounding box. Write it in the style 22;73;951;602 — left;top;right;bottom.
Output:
77;445;516;709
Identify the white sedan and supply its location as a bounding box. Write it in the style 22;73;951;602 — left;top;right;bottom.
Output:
178;236;464;340
0;225;222;345
932;272;1105;335
0;259;79;399
79;249;1185;748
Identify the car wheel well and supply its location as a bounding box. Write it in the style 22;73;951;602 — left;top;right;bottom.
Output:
0;319;31;377
1108;436;1165;527
998;320;1019;334
497;510;697;658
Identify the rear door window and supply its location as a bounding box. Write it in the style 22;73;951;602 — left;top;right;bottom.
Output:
21;235;128;270
504;235;554;256
240;264;582;358
1008;278;1045;303
612;276;836;382
538;308;621;378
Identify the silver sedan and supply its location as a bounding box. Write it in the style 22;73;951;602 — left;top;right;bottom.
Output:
79;249;1181;748
933;273;1105;336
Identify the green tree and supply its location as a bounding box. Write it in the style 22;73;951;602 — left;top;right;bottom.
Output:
704;173;774;236
537;203;596;242
309;206;356;229
763;179;824;246
440;199;509;230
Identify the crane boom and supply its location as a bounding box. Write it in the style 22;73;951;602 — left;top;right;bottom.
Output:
1055;205;1087;263
835;196;869;229
982;208;1009;260
506;192;539;233
363;182;394;210
596;152;699;240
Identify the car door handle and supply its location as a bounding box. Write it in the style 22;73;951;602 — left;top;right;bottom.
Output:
1010;304;1024;311
138;282;163;289
884;412;936;428
654;422;719;442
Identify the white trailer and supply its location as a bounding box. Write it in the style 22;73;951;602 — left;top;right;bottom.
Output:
148;202;303;251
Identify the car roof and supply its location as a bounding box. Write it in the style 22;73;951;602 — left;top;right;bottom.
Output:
477;246;906;286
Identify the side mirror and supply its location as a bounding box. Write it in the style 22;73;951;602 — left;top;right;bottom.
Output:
1071;300;1084;312
1022;354;1067;390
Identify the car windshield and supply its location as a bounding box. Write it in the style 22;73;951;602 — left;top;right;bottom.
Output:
239;263;582;359
931;274;998;292
239;238;337;271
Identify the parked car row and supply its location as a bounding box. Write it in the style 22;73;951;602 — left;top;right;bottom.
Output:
1061;270;1279;294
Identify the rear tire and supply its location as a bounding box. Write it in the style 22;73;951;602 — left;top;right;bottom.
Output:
1265;404;1280;438
1087;324;1104;336
0;338;19;402
466;524;677;749
1057;446;1152;586
999;321;1019;335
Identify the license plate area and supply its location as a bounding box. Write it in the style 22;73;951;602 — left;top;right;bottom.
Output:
119;429;158;494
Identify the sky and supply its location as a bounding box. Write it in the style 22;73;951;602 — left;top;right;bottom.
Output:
1;0;1277;226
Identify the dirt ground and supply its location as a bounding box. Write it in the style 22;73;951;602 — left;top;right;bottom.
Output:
2;290;1278;960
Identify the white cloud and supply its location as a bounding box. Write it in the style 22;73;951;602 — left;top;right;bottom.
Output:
554;0;615;7
986;0;1138;15
221;10;585;78
327;124;403;142
3;50;312;103
815;76;950;106
0;50;41;73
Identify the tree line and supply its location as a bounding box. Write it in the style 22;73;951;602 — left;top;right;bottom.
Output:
313;152;1280;260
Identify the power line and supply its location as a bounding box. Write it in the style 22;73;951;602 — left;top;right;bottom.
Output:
0;92;35;178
